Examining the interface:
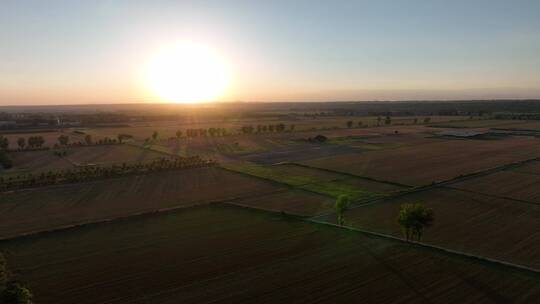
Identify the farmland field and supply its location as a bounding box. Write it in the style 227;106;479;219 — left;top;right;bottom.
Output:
451;169;540;203
65;144;166;165
302;136;540;186
222;162;405;201
327;187;540;269
2;205;540;304
0;167;282;239
4;150;74;174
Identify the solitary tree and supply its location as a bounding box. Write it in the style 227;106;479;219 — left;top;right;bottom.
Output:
335;194;351;226
346;121;353;128
1;281;33;304
397;203;434;241
17;138;25;150
0;136;8;150
357;121;363;127
385;116;391;125
57;135;69;146
376;116;382;126
84;134;92;145
423;117;431;124
152;131;159;141
175;130;182;139
0;252;33;304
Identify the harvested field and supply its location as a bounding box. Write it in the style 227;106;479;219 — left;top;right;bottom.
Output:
0;167;281;239
240;143;360;164
228;189;334;216
514;160;540;175
65;144;165;165
451;170;540;203
4;150;73;174
429;119;528;129
303;136;540;186
2;205;540;304
329;188;540;269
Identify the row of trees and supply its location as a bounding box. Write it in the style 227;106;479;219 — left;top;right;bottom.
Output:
334;195;434;241
0;135;46;150
0;156;217;191
0;253;33;303
241;123;294;134
1;133;130;151
346;117;432;128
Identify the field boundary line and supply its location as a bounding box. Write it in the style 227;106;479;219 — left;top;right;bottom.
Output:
306;218;540;275
285;162;412;188
443;186;540;207
0;188;291;242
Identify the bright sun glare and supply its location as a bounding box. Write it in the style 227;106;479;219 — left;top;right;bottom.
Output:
146;43;230;104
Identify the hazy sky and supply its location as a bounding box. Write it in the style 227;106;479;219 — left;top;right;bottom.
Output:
1;0;540;105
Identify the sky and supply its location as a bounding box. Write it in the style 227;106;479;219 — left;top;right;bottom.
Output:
1;0;540;105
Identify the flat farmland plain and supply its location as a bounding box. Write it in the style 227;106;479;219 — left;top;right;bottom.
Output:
303;136;540;186
2;205;540;304
330;188;540;269
0;167;282;239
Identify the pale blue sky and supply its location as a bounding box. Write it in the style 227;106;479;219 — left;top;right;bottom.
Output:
1;0;540;104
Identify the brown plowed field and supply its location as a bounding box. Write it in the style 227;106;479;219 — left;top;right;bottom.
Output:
451;170;540;203
331;188;540;269
2;205;540;304
0;167;281;239
303;136;540;186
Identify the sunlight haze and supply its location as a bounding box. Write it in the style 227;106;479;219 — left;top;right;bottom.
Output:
1;0;540;105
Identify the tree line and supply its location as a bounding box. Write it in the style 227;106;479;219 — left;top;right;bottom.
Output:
240;123;295;134
0;156;216;191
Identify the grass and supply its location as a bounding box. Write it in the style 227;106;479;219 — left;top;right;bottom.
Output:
222;161;383;202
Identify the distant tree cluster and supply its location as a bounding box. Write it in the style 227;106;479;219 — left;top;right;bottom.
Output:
0;252;33;304
0;156;216;191
307;134;327;143
241;123;294;134
184;128;228;138
53;135;123;149
0;150;12;169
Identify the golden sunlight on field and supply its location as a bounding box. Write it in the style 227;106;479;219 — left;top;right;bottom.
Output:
145;42;231;104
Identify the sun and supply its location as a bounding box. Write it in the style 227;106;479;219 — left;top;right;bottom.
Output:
145;42;230;103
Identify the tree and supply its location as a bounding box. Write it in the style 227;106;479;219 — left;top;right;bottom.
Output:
57;135;69;146
84;134;92;145
397;203;434;241
0;136;8;150
346;121;353;128
175;130;182;139
289;124;295;132
0;281;33;304
0;252;33;304
413;118;418;124
385;116;391;125
152;131;159;141
17;138;25;150
335;195;350;226
376;116;382;126
357;121;363;127
423;117;431;124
